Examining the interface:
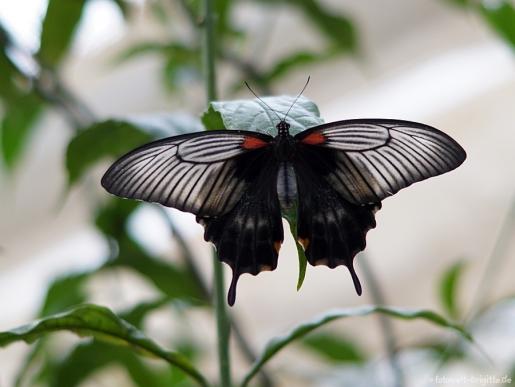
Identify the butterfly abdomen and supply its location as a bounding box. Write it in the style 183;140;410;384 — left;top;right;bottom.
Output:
277;162;297;209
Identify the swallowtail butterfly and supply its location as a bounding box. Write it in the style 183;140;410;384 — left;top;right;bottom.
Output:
101;100;466;305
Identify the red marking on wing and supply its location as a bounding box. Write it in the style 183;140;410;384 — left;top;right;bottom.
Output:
301;132;326;145
242;136;268;149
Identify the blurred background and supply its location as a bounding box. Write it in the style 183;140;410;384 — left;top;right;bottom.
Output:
0;0;514;386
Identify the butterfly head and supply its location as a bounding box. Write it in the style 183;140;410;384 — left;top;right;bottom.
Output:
276;120;290;136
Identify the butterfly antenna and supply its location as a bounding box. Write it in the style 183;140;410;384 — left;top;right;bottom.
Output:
283;75;311;121
244;81;283;122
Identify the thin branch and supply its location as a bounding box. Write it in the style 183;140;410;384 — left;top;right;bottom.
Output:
466;192;515;320
360;254;404;387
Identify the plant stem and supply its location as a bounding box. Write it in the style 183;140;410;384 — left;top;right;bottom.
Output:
202;1;232;386
213;252;232;387
203;0;217;103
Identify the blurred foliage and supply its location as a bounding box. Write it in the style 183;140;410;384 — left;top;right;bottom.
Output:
439;260;466;320
242;305;472;386
38;0;87;67
66;120;152;185
1;0;514;386
445;0;515;47
300;332;366;364
0;304;209;386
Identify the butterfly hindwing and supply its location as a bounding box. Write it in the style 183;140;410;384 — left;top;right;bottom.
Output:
295;119;466;205
101;130;273;216
197;150;284;305
294;149;380;294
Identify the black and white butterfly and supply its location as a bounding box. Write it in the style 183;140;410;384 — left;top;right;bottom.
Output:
101;109;466;306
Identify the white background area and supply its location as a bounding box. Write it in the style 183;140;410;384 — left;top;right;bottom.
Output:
0;0;514;386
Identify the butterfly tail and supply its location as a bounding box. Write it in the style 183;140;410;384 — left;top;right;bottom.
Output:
197;171;284;306
295;160;381;295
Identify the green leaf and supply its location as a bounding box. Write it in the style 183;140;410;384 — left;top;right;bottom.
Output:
66;114;202;185
94;200;206;303
38;0;87;66
110;238;206;304
415;339;466;363
115;42;201;90
443;0;470;7
111;0;130;18
439;261;466;320
0;47;16;101
39;272;90;317
294;0;356;51
66;120;151;185
283;204;308;290
95;198;139;239
117;42;199;66
0;304;209;387
201;105;226;130
0;26;43;169
50;341;189;387
21;282;167;387
1;93;42;169
263;50;333;83
241;305;472;386
301;333;366;364
479;0;515;48
202;95;323;136
255;0;356;51
120;298;170;328
443;0;515;48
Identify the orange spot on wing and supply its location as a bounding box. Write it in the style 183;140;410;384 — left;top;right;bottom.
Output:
298;238;310;250
301;132;326;145
274;241;283;254
242;136;268;149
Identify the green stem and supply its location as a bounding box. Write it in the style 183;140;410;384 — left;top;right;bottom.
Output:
213;252;232;387
202;1;231;386
203;0;217;103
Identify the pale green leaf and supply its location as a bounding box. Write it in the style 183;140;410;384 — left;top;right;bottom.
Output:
0;304;209;387
439;261;466;319
202;95;323;135
242;305;472;386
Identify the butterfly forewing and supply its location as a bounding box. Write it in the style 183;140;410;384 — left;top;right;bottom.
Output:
295;119;466;205
101;130;273;216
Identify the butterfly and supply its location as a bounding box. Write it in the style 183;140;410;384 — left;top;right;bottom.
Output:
101;106;466;306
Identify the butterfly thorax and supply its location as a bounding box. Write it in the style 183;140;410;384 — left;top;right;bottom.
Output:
273;120;296;162
276;120;290;136
273;120;298;208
